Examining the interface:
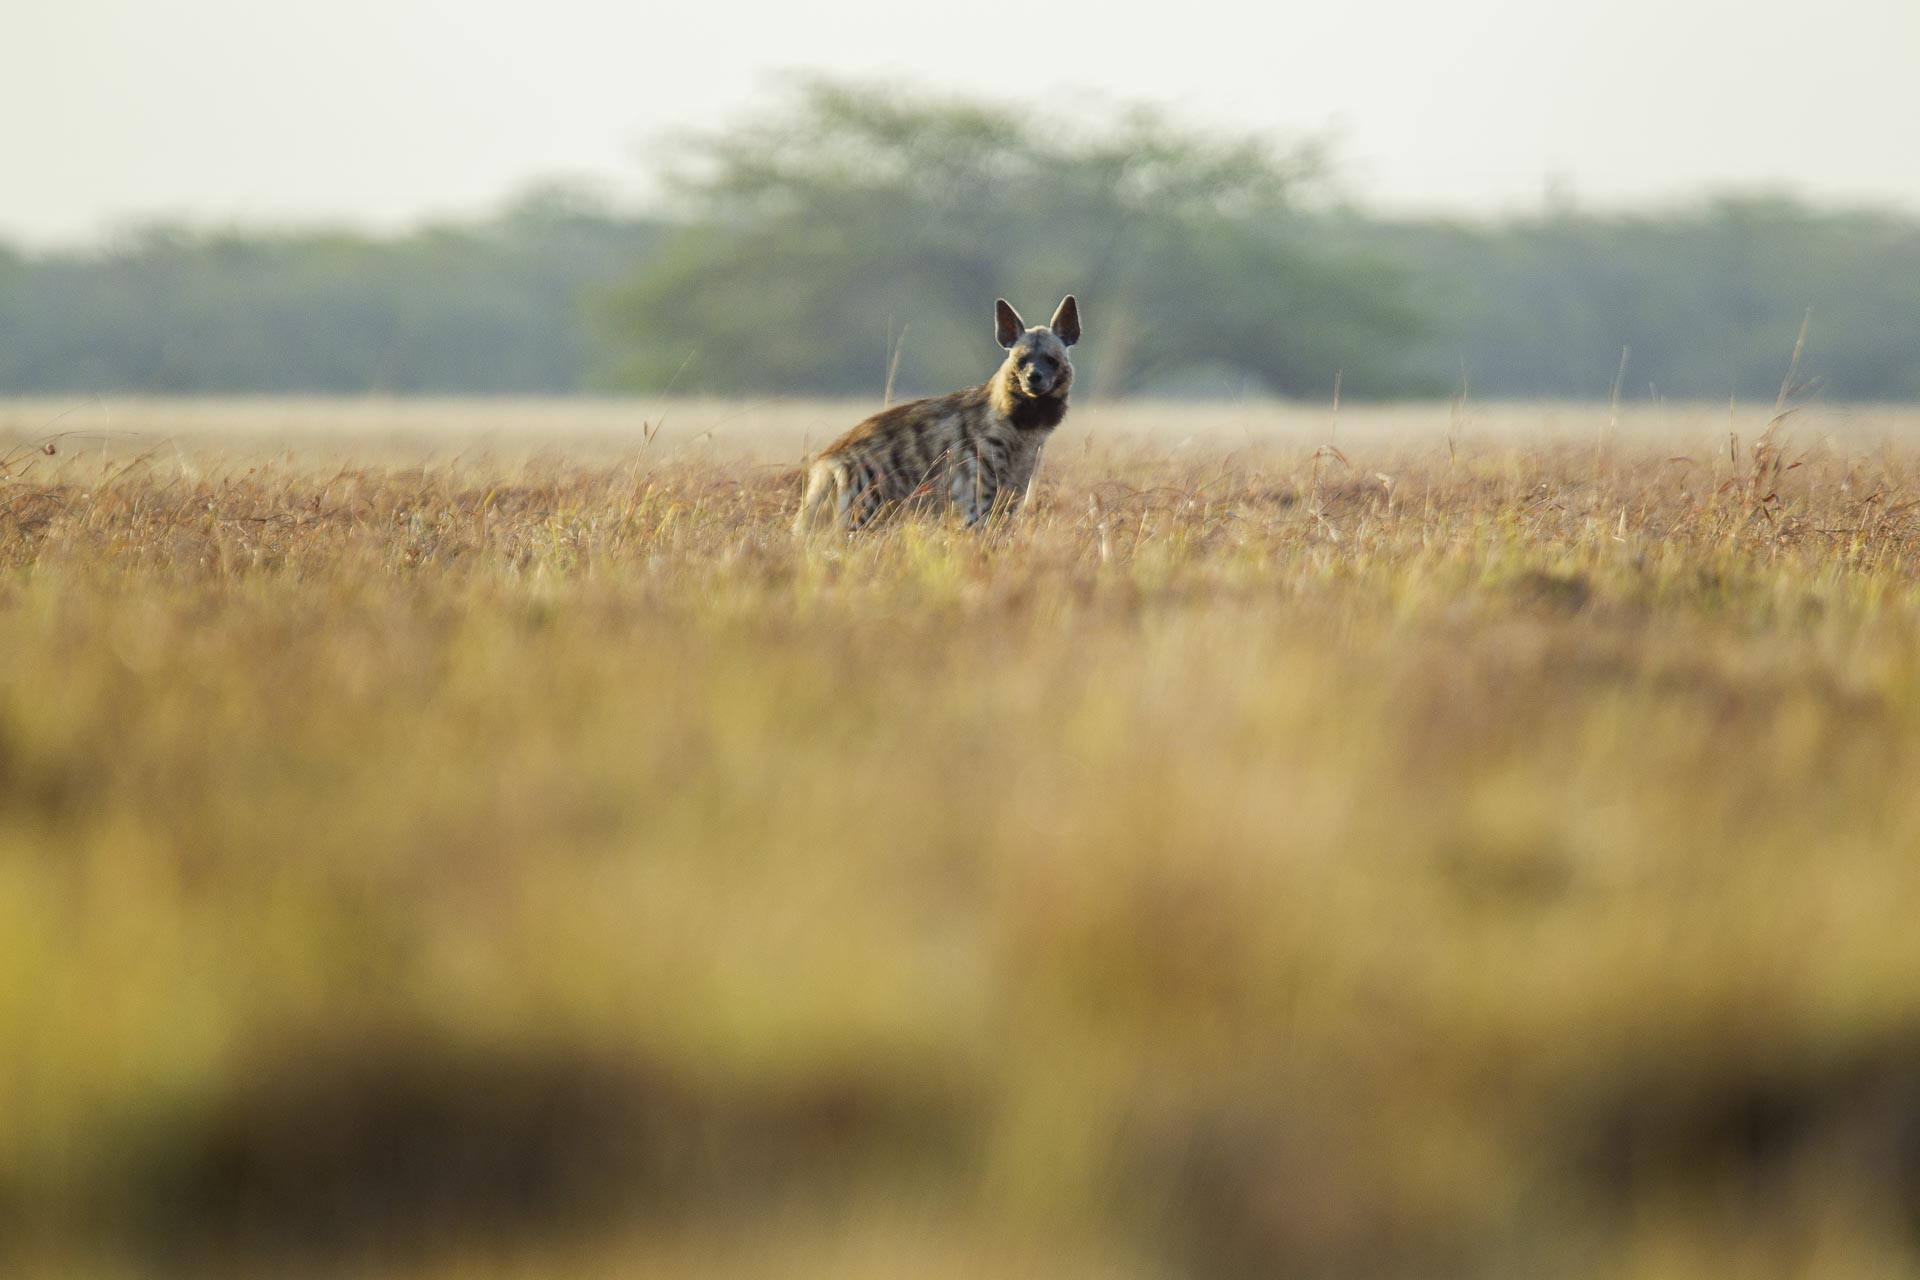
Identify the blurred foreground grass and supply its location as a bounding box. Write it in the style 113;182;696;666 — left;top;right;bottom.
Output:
5;403;1920;1278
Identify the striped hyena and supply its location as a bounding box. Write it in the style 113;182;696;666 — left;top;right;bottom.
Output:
792;295;1081;532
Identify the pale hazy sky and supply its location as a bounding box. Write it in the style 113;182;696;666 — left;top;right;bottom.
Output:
4;0;1918;245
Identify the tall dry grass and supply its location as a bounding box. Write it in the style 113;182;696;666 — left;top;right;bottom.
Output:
4;398;1920;1278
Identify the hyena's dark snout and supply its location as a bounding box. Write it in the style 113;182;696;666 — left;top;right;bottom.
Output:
1023;369;1056;395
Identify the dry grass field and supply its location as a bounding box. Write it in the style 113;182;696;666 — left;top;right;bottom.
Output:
5;396;1920;1279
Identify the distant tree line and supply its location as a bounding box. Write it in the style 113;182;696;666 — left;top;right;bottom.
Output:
1347;199;1920;401
4;82;1918;401
0;185;665;395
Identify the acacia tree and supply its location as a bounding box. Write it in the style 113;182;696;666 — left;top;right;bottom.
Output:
598;80;1430;398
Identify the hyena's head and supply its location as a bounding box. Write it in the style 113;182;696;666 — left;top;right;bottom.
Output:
995;296;1080;400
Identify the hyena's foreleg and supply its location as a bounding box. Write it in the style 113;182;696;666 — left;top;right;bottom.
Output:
1022;446;1046;508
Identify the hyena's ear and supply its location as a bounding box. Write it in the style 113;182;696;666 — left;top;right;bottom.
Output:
1049;295;1081;347
994;299;1025;349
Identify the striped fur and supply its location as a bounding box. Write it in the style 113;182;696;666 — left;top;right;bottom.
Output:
793;295;1081;533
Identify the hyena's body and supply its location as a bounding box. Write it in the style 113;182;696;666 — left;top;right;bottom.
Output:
793;295;1081;532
